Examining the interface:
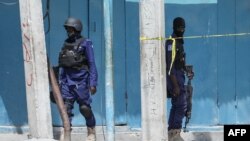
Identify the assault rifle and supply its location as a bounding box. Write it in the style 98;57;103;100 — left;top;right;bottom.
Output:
184;65;194;132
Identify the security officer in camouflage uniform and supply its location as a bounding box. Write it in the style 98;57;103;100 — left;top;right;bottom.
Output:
166;17;187;141
58;17;98;141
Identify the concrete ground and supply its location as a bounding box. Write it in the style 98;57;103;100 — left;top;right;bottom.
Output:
0;126;224;141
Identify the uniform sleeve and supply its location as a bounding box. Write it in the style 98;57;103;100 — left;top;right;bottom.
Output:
83;39;98;87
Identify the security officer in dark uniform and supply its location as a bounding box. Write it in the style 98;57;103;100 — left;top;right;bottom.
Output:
166;17;187;141
58;17;98;141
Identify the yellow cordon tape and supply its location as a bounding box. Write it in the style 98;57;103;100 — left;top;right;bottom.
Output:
140;36;166;41
183;32;250;39
140;32;250;41
140;32;250;75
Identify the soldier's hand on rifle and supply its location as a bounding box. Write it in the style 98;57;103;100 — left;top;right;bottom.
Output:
90;86;97;95
187;71;194;80
185;65;194;80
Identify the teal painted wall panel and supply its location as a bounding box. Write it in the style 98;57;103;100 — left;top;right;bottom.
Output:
217;0;236;124
0;2;28;133
125;1;141;128
113;0;127;125
235;0;250;124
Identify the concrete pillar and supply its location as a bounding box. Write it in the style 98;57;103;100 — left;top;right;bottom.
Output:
139;0;167;140
19;0;55;140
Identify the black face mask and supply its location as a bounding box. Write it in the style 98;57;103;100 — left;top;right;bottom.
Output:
173;17;185;37
174;26;185;37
